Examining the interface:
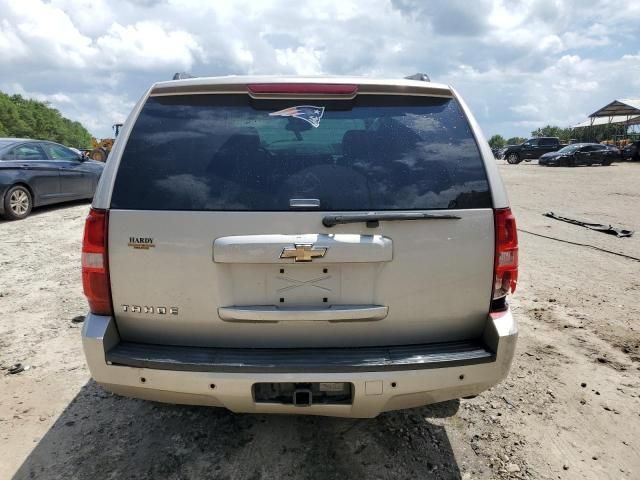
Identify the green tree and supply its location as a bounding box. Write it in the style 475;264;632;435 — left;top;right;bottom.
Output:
506;136;526;145
0;91;92;148
570;123;630;144
488;134;506;149
531;125;572;142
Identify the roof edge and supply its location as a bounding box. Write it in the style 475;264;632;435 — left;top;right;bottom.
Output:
149;75;453;97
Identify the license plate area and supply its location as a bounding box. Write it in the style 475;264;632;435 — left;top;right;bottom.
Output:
253;382;354;406
268;266;340;305
227;264;377;307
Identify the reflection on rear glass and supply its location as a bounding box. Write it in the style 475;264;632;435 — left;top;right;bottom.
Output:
111;95;491;211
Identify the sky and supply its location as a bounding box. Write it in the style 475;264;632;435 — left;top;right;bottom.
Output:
1;0;639;139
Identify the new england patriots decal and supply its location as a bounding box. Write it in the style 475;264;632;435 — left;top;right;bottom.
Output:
269;105;325;128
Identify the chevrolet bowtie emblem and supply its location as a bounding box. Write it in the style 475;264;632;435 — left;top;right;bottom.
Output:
280;243;327;262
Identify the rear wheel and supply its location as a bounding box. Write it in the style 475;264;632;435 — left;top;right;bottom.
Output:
2;185;33;220
602;159;612;166
506;153;520;164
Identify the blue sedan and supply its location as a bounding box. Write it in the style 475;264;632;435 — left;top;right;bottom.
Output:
0;138;105;220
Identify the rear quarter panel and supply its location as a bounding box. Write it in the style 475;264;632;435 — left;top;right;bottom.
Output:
0;162;34;206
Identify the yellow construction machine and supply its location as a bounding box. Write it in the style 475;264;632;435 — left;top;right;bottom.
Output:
89;123;123;161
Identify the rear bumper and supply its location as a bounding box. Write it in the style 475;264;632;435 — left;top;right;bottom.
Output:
82;311;517;418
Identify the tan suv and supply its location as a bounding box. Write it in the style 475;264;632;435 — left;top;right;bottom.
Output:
81;75;518;418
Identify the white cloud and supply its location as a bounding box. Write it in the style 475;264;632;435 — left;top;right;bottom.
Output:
562;24;611;50
3;0;97;68
232;43;254;68
50;0;116;36
72;93;135;136
96;21;203;70
33;92;73;104
275;47;324;75
537;35;564;53
0;0;639;139
0;19;28;60
511;104;540;116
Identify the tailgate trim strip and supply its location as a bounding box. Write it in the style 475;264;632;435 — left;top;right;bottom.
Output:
106;340;495;373
218;305;389;322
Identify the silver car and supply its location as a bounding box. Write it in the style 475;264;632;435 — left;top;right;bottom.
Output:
81;75;518;417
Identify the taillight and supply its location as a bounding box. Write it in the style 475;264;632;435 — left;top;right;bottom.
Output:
247;83;358;95
493;208;518;307
81;208;112;315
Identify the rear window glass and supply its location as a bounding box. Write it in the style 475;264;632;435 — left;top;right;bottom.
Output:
111;94;491;211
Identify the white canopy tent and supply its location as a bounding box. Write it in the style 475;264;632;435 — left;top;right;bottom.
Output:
589;98;640;118
571;99;640;142
572;114;640;128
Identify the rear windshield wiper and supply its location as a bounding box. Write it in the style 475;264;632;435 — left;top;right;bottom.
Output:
322;212;461;228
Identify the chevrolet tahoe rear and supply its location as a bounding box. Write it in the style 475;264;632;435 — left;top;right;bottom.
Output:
80;75;518;418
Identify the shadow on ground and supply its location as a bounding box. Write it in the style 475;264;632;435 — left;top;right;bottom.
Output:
14;381;462;480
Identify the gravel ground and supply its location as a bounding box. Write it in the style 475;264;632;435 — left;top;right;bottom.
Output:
1;161;639;479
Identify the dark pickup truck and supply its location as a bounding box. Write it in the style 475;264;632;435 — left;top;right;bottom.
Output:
503;137;567;164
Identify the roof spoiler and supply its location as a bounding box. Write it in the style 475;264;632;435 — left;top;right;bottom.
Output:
172;72;431;82
172;72;431;83
404;73;430;82
172;72;197;80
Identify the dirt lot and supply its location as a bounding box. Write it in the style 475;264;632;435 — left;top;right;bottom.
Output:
1;161;639;479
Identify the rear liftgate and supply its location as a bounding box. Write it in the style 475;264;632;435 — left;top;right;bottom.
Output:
107;82;497;349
